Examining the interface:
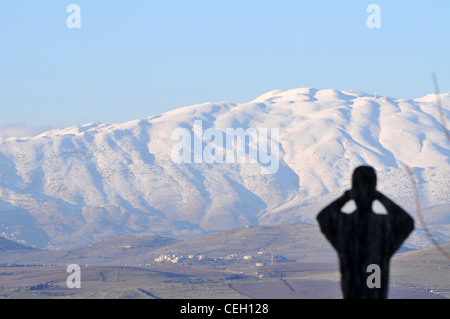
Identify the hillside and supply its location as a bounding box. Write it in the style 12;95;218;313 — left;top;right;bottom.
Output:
0;235;178;265
0;223;335;265
0;88;448;249
149;222;337;263
0;237;37;253
0;222;428;267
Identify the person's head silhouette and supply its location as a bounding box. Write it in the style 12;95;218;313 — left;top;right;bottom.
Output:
351;166;377;211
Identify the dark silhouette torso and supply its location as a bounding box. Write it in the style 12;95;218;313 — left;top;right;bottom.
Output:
323;210;402;298
317;172;414;299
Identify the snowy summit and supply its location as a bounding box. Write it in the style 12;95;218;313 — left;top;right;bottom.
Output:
0;88;448;249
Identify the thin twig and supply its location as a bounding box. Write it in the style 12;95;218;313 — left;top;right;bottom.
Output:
404;166;450;259
432;73;450;142
403;75;450;259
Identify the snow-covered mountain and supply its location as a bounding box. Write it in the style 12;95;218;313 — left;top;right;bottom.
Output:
0;88;449;249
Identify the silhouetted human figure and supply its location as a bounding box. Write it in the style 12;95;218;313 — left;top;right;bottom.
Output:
317;166;414;299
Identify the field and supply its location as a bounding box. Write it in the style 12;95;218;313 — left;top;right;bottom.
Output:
0;223;449;299
0;260;446;299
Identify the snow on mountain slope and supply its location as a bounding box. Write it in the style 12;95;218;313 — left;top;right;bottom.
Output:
0;88;449;249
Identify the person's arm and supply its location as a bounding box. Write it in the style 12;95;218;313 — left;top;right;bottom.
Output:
375;191;414;253
317;190;351;249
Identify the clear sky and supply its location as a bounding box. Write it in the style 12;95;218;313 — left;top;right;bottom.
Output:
0;1;449;134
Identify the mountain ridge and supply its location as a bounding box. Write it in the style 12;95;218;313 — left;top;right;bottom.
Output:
0;88;448;249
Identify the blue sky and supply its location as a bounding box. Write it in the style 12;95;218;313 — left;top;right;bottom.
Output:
0;1;449;132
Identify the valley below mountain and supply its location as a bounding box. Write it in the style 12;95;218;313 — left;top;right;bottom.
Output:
0;223;448;299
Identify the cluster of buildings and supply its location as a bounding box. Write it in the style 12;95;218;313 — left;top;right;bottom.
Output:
153;251;279;266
